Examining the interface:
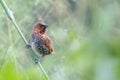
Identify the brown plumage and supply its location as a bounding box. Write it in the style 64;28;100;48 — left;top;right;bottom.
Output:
28;21;54;62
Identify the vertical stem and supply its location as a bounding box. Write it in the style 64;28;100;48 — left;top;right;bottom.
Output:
0;0;50;80
38;62;50;80
12;21;29;45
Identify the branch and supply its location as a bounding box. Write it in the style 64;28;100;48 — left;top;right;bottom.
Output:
0;0;49;80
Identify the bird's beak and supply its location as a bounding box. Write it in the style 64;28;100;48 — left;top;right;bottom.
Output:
41;24;48;29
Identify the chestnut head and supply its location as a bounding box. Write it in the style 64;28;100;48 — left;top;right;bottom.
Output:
33;22;48;34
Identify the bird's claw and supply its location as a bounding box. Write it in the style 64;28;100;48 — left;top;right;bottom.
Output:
34;57;43;64
26;44;31;48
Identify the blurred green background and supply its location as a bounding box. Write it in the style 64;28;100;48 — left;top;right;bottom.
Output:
0;0;120;80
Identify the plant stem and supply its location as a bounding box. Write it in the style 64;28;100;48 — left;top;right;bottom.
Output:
0;0;50;80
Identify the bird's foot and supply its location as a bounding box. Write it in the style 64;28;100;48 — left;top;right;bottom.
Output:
26;44;31;48
34;57;43;64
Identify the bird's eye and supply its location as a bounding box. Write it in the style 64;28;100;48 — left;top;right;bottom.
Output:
41;25;45;28
40;24;48;29
40;25;45;29
41;25;43;28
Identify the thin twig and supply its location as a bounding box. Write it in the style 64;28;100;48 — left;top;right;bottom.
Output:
0;0;50;80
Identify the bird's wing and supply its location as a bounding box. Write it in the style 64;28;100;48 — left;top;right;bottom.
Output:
43;34;54;53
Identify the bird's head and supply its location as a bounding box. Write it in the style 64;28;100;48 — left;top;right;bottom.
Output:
33;22;48;34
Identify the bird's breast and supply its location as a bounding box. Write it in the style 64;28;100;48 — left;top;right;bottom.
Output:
31;41;50;56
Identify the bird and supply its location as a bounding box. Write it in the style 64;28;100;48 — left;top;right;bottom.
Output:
27;21;54;63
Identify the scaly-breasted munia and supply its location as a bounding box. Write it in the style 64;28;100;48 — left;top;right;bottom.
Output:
28;21;54;62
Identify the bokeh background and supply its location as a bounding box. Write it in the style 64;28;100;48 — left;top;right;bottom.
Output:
0;0;120;80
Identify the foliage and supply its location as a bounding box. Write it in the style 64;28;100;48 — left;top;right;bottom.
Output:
0;0;120;80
